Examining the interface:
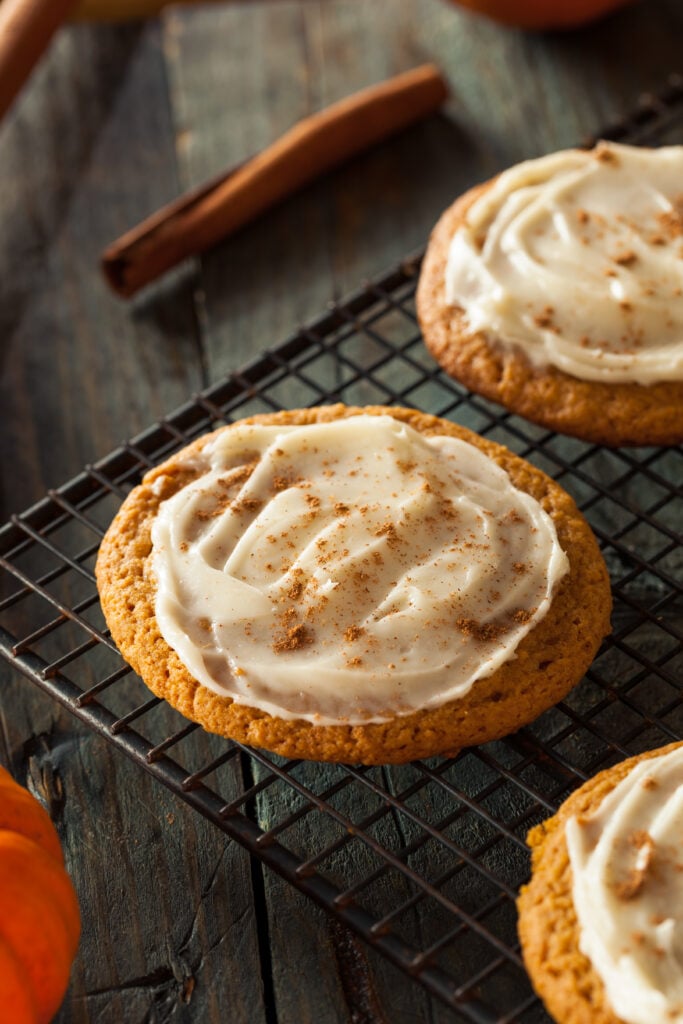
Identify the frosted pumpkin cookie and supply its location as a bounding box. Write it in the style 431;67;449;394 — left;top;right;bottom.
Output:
95;404;611;764
417;142;683;446
518;741;683;1024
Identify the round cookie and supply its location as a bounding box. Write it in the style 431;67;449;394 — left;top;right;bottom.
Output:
95;404;612;764
416;159;683;448
517;741;683;1024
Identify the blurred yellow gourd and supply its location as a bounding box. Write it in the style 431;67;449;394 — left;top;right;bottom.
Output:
74;0;223;21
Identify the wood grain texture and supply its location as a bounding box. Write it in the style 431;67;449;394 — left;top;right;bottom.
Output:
102;63;448;295
1;0;683;1020
0;15;263;1024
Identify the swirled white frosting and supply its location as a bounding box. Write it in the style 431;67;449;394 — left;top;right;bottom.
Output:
445;142;683;384
150;415;568;725
566;744;683;1024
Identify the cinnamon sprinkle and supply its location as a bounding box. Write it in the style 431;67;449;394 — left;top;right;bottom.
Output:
286;578;305;600
595;145;619;165
503;509;523;525
656;208;683;239
216;464;256;488
612;249;637;266
455;618;505;643
533;305;556;329
232;496;262;515
272;473;298;491
195;496;233;520
613;830;655;900
272;623;312;653
344;625;364;642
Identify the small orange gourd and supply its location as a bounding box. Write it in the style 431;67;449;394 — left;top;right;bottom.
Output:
0;765;80;1024
445;0;634;30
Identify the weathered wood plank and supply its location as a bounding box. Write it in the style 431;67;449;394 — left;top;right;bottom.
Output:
0;22;203;510
0;17;265;1024
162;1;334;393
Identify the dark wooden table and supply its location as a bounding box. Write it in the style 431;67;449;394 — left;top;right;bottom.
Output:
1;1;682;1021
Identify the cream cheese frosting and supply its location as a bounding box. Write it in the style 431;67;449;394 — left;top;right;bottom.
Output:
566;744;683;1024
150;415;568;725
445;142;683;385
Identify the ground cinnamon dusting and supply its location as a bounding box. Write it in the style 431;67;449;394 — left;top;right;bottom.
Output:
272;623;312;653
613;249;637;266
503;509;524;525
375;521;400;547
533;305;556;329
613;830;655;900
656;209;683;239
272;472;302;492
286;577;305;600
195;495;235;519
232;497;262;515
344;625;364;642
595;146;620;165
217;464;256;488
455;617;505;642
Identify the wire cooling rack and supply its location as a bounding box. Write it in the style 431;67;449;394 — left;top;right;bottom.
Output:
1;80;683;1023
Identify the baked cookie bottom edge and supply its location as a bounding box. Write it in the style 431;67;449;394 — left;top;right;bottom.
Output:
416;189;683;448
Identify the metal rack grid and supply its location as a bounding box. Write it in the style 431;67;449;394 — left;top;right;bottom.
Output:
1;81;682;1023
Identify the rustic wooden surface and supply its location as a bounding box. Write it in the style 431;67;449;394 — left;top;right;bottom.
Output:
0;1;682;1021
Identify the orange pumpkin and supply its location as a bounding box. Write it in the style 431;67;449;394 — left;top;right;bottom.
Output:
445;0;634;30
0;765;80;1024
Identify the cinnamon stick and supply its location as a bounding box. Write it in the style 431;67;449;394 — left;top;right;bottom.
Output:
0;0;78;123
102;64;449;297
